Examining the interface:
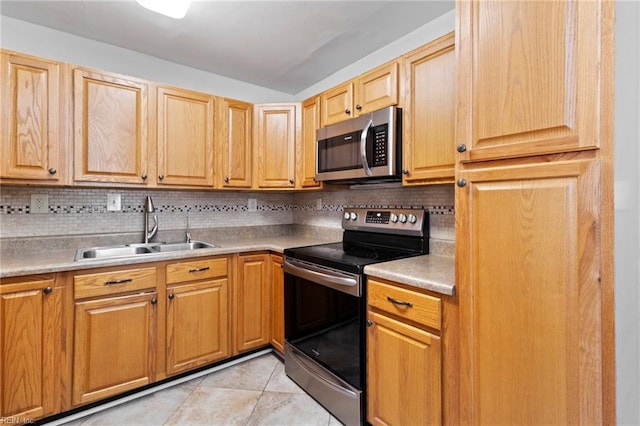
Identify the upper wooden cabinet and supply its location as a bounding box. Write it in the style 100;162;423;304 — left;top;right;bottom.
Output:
1;51;67;184
156;86;215;187
402;32;456;185
456;1;612;162
73;67;151;185
217;98;252;188
298;96;322;189
321;61;399;126
254;103;299;189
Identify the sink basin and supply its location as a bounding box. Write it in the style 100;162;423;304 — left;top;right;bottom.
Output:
74;241;217;261
77;245;155;259
152;241;216;252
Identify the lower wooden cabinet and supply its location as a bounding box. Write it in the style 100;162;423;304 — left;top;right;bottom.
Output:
72;291;158;405
234;252;271;353
367;278;443;425
0;274;70;422
269;254;285;354
165;257;230;375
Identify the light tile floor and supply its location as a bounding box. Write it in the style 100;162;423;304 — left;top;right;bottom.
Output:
55;353;342;426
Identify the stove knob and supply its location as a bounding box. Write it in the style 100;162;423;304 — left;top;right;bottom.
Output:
350;212;358;221
399;214;407;223
344;212;351;220
408;214;417;224
390;213;399;223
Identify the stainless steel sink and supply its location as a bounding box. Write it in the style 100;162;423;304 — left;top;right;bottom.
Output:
151;241;216;252
74;241;217;261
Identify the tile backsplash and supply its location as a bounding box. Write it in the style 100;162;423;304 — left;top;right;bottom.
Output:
0;184;454;243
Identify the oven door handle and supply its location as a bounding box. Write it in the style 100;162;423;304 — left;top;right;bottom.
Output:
283;259;361;297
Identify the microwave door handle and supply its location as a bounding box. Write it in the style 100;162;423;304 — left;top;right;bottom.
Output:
360;118;374;176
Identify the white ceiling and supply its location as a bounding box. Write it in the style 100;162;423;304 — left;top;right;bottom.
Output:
0;0;454;94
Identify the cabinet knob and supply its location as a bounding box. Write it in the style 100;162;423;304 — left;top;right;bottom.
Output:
151;298;158;305
289;178;295;184
457;178;467;187
141;173;147;180
168;293;174;300
457;144;467;153
366;320;373;327
158;174;165;180
224;176;230;183
402;168;409;175
355;104;362;111
345;108;351;115
48;167;57;175
43;286;53;295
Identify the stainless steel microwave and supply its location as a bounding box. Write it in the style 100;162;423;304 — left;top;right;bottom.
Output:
315;106;401;184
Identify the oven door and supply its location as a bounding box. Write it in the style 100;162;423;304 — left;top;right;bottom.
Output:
283;257;365;426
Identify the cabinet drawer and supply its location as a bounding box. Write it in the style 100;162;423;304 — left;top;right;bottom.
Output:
166;257;228;284
74;267;157;299
368;279;441;330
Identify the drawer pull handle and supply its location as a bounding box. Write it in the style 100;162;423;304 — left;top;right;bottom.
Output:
188;266;210;273
104;278;133;286
387;296;413;308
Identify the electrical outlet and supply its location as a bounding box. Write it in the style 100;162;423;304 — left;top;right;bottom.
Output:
248;198;257;212
107;194;121;211
30;194;49;214
316;198;323;210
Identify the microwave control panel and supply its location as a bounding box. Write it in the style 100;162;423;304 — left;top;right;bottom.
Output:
372;124;388;166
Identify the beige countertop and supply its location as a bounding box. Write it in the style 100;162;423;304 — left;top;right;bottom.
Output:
364;254;455;296
0;235;333;279
1;232;455;296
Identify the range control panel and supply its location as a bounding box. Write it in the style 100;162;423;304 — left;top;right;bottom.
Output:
341;208;427;237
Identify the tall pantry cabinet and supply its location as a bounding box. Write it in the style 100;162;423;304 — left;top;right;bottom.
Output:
454;1;615;425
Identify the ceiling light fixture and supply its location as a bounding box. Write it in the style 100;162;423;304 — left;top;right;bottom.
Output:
136;0;191;19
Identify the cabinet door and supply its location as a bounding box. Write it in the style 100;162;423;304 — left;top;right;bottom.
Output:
235;253;271;352
166;279;229;375
254;104;298;189
73;291;157;405
456;158;603;424
298;96;322;189
355;61;399;115
269;254;284;354
73;68;150;184
1;52;65;183
456;1;613;161
0;278;64;420
156;86;214;187
367;310;441;426
403;33;455;185
219;98;252;188
320;81;353;126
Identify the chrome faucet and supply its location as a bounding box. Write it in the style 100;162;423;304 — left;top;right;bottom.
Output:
144;196;158;243
185;211;192;243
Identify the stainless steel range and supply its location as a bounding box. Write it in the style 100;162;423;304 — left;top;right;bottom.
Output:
283;208;429;426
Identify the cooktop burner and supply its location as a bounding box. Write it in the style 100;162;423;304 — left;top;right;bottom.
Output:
284;208;429;274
